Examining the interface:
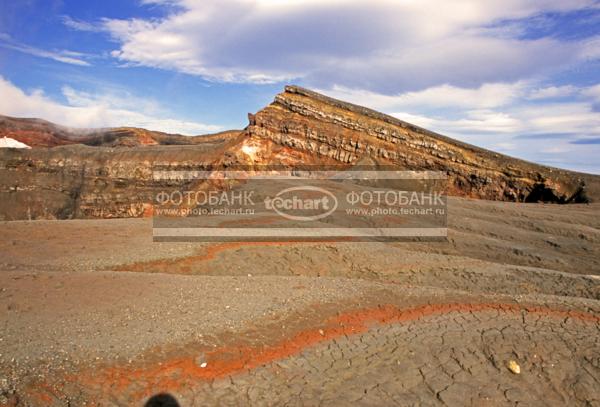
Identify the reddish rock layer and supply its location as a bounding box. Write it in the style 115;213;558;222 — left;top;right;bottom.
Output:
1;86;599;220
245;86;594;202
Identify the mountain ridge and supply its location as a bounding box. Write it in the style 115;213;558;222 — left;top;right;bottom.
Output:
241;85;598;203
0;114;239;148
1;85;599;220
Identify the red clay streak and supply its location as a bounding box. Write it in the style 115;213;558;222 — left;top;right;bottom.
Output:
114;241;351;274
65;301;600;402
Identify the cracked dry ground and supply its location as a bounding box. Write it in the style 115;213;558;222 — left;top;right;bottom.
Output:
1;198;599;406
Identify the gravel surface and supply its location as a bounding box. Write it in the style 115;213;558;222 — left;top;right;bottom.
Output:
0;197;598;406
0;272;377;365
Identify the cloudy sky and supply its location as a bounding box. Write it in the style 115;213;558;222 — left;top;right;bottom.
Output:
0;0;599;173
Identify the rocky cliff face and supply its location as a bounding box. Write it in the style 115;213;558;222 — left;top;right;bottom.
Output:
0;135;243;220
0;86;598;220
243;86;593;203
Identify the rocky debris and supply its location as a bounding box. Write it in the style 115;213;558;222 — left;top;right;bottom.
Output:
0;377;15;403
507;360;521;374
195;353;207;368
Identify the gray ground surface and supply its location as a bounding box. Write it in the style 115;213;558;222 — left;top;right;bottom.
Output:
0;197;598;406
179;308;600;407
0;272;374;365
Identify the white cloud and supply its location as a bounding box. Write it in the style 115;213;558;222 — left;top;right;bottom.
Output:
77;0;599;92
528;85;578;100
61;86;163;115
320;82;600;137
580;35;600;60
54;0;600;172
492;142;517;151
392;109;523;136
581;83;600;101
0;33;91;66
398;100;600;138
0;76;220;135
61;16;103;33
321;82;528;111
319;81;600;173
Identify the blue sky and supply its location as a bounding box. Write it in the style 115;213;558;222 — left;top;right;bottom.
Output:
0;0;599;173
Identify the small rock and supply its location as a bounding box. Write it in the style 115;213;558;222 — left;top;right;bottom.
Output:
200;362;207;368
195;353;207;368
318;329;325;336
507;360;521;374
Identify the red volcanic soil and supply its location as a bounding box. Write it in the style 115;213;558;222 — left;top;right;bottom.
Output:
26;301;600;404
113;242;301;274
1;212;599;406
1;129;73;148
0;114;241;148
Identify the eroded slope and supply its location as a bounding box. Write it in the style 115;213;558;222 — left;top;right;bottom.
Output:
1;86;600;220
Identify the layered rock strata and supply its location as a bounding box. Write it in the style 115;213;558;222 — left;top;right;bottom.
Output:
1;86;598;220
245;86;593;202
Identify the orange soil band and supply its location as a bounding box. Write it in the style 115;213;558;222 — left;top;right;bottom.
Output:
67;302;599;401
115;241;350;274
115;242;297;273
